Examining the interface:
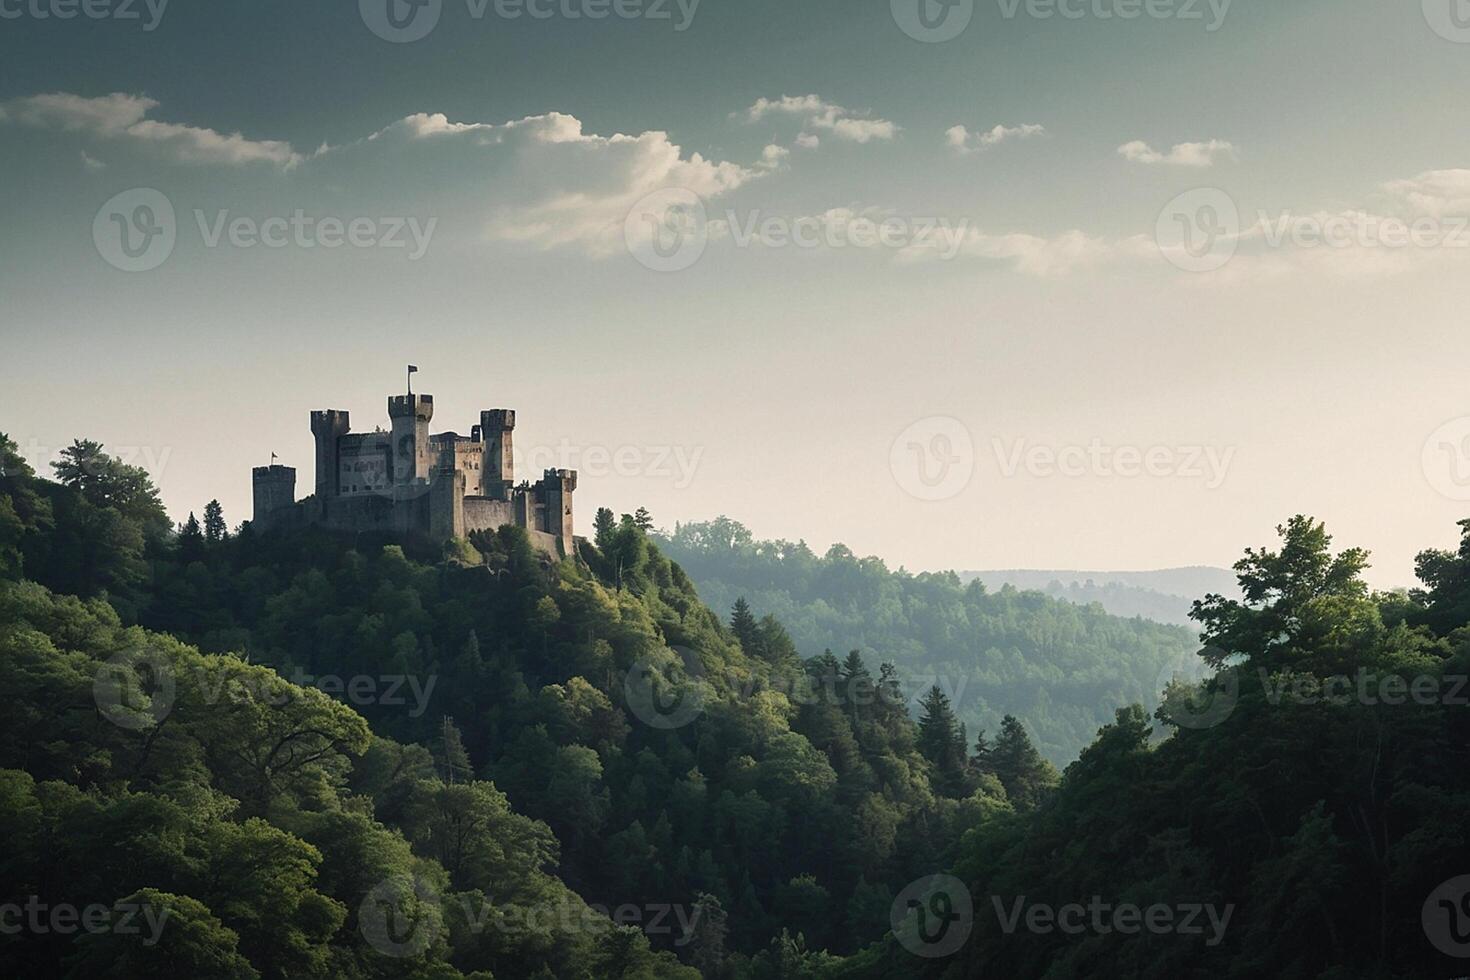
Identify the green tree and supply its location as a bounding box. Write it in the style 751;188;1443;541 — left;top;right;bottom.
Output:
989;714;1058;810
203;499;227;544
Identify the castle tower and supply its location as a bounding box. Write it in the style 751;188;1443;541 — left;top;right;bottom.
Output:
389;393;434;487
479;409;516;499
309;410;351;505
252;464;296;527
539;467;577;556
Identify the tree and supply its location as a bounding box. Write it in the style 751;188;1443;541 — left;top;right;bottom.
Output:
203;499;226;543
593;507;617;548
436;717;473;785
686;892;729;974
916;685;967;796
178;512;205;562
1192;515;1371;669
989;714;1058;809
633;506;654;532
52;439;169;539
731;597;759;651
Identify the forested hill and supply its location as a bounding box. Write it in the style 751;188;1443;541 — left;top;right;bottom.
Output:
962;567;1239;628
656;518;1198;764
1;435;1058;977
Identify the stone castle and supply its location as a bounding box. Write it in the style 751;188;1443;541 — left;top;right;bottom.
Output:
251;385;577;557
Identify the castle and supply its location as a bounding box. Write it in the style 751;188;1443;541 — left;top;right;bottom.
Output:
251;384;577;557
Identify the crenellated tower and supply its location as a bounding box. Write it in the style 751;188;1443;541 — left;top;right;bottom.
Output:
478;409;516;499
388;393;434;488
310;409;351;505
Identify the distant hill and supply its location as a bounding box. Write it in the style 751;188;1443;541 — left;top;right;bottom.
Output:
658;518;1200;765
961;567;1240;628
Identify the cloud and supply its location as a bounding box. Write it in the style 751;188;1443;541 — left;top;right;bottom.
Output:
947;122;1046;154
0;92;303;169
1118;139;1235;167
903;228;1153;277
353;109;766;254
1381;169;1470;217
740;95;898;144
81;151;106;172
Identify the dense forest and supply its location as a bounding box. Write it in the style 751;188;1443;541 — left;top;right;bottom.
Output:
4;435;1470;977
0;436;1057;977
656;519;1197;762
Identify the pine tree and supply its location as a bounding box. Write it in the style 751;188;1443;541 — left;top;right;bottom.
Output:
730;597;759;651
990;714;1059;809
202;499;226;543
633;506;654;532
436;716;474;784
916;685;967;795
593;507;616;548
178;512;205;562
971;727;994;774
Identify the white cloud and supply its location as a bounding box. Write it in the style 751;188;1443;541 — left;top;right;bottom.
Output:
1118;139;1235;167
907;228;1153;277
740;95;898;144
354;109;766;254
0;92;303;169
947;122;1046;154
1381;169;1470;217
81;151;106;172
795;133;820;150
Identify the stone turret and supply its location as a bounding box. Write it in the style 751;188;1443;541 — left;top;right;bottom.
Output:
310;410;351;506
388;394;434;488
478;409;516;499
539;467;577;556
252;464;296;526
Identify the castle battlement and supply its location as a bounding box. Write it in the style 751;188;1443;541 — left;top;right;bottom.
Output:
252;382;576;557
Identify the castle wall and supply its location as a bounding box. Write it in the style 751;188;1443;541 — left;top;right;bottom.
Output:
463;497;517;536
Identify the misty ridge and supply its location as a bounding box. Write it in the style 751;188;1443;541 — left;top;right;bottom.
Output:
962;566;1242;628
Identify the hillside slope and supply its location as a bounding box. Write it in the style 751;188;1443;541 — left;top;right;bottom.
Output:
657;518;1199;764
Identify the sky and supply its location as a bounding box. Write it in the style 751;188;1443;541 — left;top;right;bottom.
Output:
3;0;1470;589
